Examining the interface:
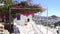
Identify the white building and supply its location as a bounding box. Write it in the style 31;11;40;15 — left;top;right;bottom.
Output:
13;14;42;34
0;1;4;6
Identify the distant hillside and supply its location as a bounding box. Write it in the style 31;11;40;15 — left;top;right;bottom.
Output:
33;15;60;25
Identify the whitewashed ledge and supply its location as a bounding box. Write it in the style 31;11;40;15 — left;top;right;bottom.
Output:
4;30;9;34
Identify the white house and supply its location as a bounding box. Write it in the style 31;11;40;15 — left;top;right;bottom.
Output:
13;14;42;34
0;1;4;6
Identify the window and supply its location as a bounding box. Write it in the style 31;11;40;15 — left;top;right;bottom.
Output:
27;18;30;22
17;15;20;20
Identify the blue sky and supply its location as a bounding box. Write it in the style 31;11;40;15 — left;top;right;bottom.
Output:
40;0;60;17
12;0;60;16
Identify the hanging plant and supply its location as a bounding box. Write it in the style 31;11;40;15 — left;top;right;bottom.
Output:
12;1;45;13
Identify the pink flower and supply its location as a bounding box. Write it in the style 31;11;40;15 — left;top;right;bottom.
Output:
25;11;34;16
